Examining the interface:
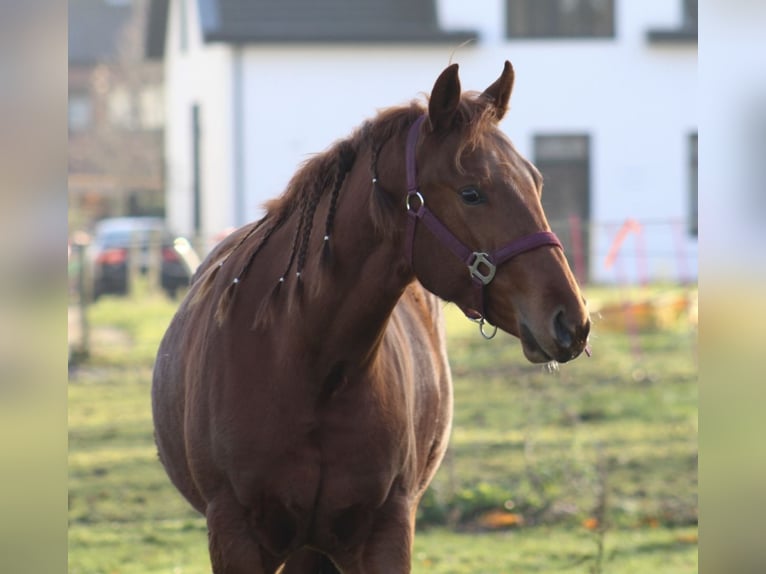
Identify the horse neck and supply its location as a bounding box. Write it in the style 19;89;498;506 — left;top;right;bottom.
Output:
293;136;413;369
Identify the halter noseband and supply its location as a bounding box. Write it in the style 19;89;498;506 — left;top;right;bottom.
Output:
404;115;563;339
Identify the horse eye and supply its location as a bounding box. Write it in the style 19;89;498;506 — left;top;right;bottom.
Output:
459;187;485;206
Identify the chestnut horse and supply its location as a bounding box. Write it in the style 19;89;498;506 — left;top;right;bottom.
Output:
152;62;590;573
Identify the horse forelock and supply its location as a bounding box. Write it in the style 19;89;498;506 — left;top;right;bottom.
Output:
452;92;507;174
367;96;501;235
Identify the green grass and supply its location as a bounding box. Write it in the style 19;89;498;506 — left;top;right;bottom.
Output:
412;527;697;573
69;285;697;573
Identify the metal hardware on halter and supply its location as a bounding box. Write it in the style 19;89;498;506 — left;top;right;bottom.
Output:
480;319;498;340
402;114;564;340
405;191;425;214
468;314;499;340
467;252;496;285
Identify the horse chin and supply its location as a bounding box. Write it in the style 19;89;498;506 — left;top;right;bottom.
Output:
519;322;575;364
520;337;555;364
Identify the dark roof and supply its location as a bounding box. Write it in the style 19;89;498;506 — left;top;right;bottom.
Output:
147;0;477;59
70;0;134;66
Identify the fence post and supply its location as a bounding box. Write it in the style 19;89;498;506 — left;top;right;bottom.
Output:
71;241;90;362
568;214;586;285
672;219;691;285
605;220;643;361
147;228;162;295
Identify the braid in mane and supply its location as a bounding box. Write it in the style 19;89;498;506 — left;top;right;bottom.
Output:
331;103;424;239
251;143;353;328
238;219;282;280
296;167;333;283
249;196;307;328
189;218;264;311
211;216;285;324
229;102;425;329
321;140;356;265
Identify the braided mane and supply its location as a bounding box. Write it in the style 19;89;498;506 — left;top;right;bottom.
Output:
191;92;498;324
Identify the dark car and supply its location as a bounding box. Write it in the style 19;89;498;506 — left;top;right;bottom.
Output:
88;217;200;299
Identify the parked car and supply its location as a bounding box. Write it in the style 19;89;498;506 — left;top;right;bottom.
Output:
87;217;200;300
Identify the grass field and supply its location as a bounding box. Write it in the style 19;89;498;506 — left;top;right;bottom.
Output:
68;283;697;573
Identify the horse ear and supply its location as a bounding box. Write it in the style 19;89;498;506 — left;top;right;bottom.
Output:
481;60;515;121
428;63;461;132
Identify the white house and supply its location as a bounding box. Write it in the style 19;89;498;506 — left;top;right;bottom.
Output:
146;0;697;283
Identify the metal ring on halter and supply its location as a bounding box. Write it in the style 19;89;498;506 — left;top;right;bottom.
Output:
405;191;425;213
478;317;498;340
468;314;498;340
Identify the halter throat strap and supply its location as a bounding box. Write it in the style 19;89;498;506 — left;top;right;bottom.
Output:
404;115;563;330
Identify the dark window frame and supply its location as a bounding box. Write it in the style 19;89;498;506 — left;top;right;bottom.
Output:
533;133;592;282
683;0;698;30
647;0;697;43
506;0;616;40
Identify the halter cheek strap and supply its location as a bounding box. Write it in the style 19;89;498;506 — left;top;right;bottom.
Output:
404;115;563;338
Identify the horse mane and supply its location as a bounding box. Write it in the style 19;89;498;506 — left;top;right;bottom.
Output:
192;91;500;325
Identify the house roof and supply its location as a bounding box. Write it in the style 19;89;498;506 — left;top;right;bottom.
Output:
146;0;477;58
70;0;134;66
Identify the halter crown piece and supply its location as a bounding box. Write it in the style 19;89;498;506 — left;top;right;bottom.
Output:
404;115;564;339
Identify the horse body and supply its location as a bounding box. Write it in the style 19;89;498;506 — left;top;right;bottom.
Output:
154;163;452;569
153;62;590;572
156;289;449;559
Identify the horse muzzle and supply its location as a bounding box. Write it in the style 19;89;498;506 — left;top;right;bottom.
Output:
520;309;591;364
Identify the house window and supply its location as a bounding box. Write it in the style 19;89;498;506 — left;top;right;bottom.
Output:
534;134;591;281
506;0;615;39
68;93;92;132
689;133;698;237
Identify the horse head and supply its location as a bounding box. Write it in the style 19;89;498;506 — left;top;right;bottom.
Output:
406;62;590;363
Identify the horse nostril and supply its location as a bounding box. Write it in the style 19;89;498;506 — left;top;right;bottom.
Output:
553;310;573;349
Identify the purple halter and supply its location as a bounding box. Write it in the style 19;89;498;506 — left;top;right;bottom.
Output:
404;115;563;338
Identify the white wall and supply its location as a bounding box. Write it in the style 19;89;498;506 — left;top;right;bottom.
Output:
166;0;697;282
164;0;233;243
699;0;766;270
443;0;697;283
238;46;501;221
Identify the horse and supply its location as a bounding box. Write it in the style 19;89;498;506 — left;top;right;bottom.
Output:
152;61;591;573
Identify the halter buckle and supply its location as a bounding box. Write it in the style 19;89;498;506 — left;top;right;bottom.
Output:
468;252;496;285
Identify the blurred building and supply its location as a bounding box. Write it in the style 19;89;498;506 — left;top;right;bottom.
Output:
699;0;766;268
146;0;697;283
69;0;165;230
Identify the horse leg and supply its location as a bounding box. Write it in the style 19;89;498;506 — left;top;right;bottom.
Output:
280;548;340;573
333;495;415;574
206;491;283;574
